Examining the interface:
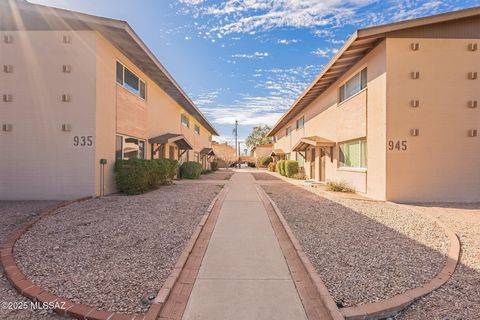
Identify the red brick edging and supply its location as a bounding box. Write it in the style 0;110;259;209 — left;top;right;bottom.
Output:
1;185;229;320
256;185;461;320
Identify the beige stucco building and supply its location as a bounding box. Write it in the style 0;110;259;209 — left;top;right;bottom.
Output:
269;7;480;202
0;0;218;200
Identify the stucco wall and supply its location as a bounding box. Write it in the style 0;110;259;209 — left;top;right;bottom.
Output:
0;31;97;200
386;38;480;202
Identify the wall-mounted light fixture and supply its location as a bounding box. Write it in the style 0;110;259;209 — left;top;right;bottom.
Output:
468;72;478;80
3;35;13;44
411;71;420;79
2;94;13;102
61;94;71;102
410;129;419;136
62;35;71;44
61;124;71;132
411;42;420;51
468;129;478;137
62;64;71;73
2;124;13;132
3;65;13;73
468;100;478;109
468;43;478;51
410;100;420;108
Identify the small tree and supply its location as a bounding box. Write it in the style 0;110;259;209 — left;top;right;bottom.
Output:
245;125;273;149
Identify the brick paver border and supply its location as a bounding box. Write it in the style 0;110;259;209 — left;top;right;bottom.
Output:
0;185;229;320
256;184;461;320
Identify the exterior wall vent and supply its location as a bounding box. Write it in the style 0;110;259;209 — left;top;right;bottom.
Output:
468;100;478;108
61;94;71;102
468;129;478;137
410;129;420;136
411;42;419;51
3;94;13;102
468;43;478;51
63;35;71;43
3;65;13;73
62;64;71;73
410;100;419;108
411;71;420;79
468;72;478;80
61;124;71;132
2;124;13;132
3;35;13;43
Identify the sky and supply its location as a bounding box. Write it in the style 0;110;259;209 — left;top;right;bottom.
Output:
30;0;480;147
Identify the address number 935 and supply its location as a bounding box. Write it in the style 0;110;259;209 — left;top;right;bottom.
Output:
388;140;407;151
73;135;93;147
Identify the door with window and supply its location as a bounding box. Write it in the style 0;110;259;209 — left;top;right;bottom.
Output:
310;148;316;180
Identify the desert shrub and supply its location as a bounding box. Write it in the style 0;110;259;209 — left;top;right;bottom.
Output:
180;161;203;179
291;172;307;180
326;180;356;193
276;160;286;176
211;161;219;171
260;157;273;167
115;159;179;195
247;161;256;168
267;162;276;172
202;169;212;174
285;160;299;177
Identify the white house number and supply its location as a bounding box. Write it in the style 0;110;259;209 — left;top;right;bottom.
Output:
73;136;93;147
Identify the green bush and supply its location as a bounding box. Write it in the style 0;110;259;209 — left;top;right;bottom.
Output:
285;160;299;177
326;180;356;193
180;161;203;179
267;162;276;172
211;161;218;171
115;159;179;195
247;161;256;168
202;169;212;174
291;172;307;180
260;157;273;167
276;160;286;176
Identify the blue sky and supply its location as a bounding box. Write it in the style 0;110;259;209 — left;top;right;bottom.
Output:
31;0;480;147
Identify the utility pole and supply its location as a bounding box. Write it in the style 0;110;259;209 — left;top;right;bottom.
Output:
234;120;238;168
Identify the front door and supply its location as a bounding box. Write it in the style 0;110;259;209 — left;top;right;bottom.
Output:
320;149;326;182
310;148;316;180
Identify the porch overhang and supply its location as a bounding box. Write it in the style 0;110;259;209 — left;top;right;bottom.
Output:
270;149;285;157
149;133;193;150
292;136;336;151
200;148;215;156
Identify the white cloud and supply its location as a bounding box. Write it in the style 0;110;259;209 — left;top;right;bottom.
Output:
312;47;338;58
278;39;300;45
178;0;204;5
231;51;270;59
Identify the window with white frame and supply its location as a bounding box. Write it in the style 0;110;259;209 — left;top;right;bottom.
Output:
339;139;367;169
181;114;190;128
194;124;200;135
286;127;292;136
339;68;367;103
115;135;145;160
296;117;304;130
116;62;146;99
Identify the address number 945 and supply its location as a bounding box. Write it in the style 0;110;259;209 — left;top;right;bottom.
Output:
388;140;407;151
73;136;93;147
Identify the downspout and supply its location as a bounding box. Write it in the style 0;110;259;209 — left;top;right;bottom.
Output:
365;87;368;194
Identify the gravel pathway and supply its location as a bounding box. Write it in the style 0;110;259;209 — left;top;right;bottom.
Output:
397;204;480;320
0;201;64;320
14;184;221;314
261;183;448;307
251;172;280;180
198;171;233;180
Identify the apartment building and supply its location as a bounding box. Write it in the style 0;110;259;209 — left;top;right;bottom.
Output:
269;7;480;202
0;0;218;200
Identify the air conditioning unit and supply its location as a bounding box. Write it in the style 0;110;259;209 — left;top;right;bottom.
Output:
2;124;13;132
468;129;478;137
61;124;71;132
4;35;13;44
63;35;71;43
3;65;13;73
410;99;420;108
411;71;420;79
62;64;72;73
61;94;71;102
468;100;478;109
468;43;478;51
410;129;420;136
3;94;13;102
411;42;419;51
468;72;478;80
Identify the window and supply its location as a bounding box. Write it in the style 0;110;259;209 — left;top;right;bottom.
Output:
286;127;292;136
181;114;190;128
194;152;199;163
296;151;305;167
339;68;367;102
286;153;291;160
273;136;277;143
116;62;146;99
115;135;145;160
194;124;200;135
296;117;304;130
339;139;367;169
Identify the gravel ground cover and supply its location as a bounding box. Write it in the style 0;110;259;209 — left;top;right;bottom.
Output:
14;184;221;314
261;183;448;307
198;171;233;180
251;172;280;180
398;204;480;320
0;201;64;320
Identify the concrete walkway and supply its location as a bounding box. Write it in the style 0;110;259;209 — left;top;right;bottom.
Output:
182;172;308;320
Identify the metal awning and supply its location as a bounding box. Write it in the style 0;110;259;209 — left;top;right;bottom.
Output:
270;149;285;156
292;136;336;151
149;133;193;150
200;148;215;156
